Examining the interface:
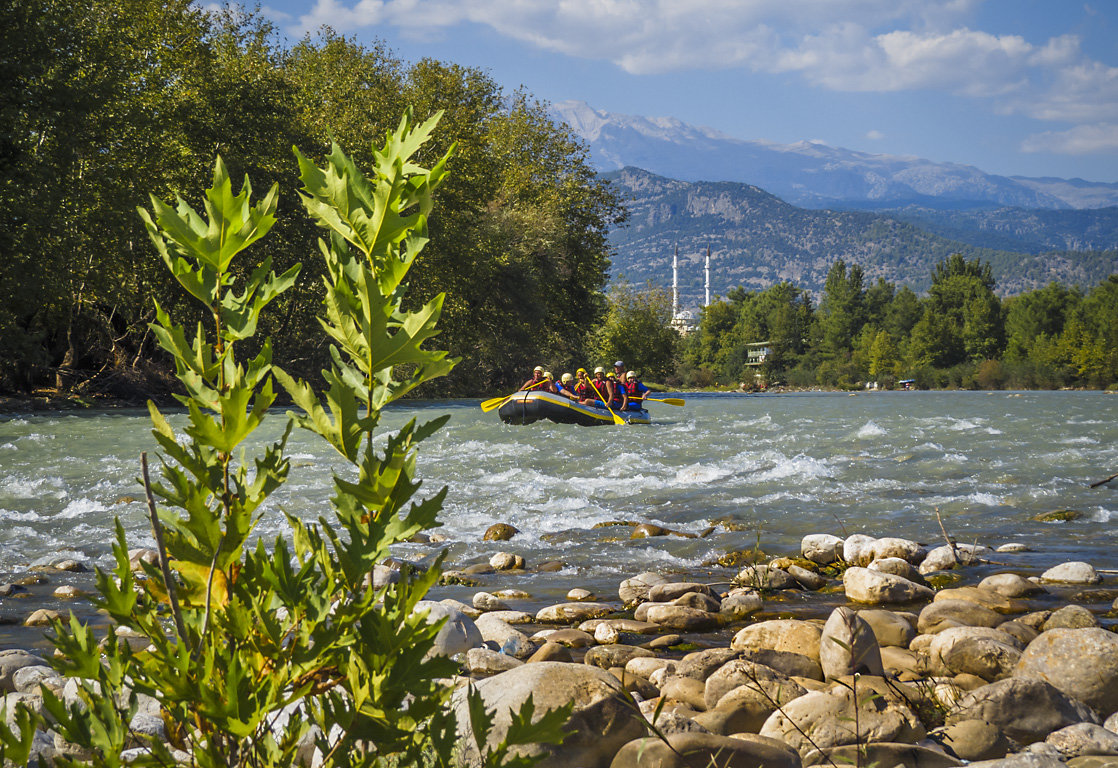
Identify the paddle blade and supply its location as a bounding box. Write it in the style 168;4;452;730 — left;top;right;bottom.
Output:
657;397;685;406
479;396;509;412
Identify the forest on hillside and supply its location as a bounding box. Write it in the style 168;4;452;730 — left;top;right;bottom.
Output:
2;0;622;398
4;1;1116;399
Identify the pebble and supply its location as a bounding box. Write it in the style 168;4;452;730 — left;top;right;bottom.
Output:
52;586;84;599
566;588;595;601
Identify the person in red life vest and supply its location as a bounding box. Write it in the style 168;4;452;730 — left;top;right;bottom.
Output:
574;368;591;400
606;371;628;410
520;365;546;391
624;370;650;411
541;371;558;394
613;360;626;383
583;366;612;407
555;372;579;401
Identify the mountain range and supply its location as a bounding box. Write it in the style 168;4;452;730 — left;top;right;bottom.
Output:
554;100;1118;211
604;168;1118;305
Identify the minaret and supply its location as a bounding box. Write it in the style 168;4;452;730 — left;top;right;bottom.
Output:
704;246;711;307
672;246;679;318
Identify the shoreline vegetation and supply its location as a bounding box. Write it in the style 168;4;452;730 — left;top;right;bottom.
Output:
5;2;1116;402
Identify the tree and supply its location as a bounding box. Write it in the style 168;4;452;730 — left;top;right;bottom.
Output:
590;282;679;380
910;254;1004;367
817;259;865;357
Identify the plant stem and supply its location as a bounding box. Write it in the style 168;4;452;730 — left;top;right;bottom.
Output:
141;452;189;646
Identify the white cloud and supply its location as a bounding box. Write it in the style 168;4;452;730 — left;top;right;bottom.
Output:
1022;124;1118;154
291;0;1117;128
866;130;885;140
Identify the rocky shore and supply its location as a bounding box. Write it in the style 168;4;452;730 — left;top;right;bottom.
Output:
3;531;1118;767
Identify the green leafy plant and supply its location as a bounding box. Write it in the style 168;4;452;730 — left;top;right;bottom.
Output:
0;112;566;768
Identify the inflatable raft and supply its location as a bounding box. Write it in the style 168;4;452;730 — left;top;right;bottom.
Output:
497;390;650;426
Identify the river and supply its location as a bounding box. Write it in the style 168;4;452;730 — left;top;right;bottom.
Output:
1;391;1116;648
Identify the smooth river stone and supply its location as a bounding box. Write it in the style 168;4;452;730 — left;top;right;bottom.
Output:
819;606;884;681
842;534;877;566
720;591;764;620
947;677;1099;744
857;609;916;647
1015;628;1118;718
731;619;822;660
647;582;715;602
935;586;1029;614
843;567;934;604
868;537;925;564
644;604;721;631
535;602;614;623
1042;562;1102;585
980;572;1046;598
618;572;669;605
801;534;844;564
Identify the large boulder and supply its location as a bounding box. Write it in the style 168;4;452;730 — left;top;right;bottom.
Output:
704;660;802;710
858;609;916;648
934;587;1029;614
843;567;934;604
919;599;1005;634
1015;628;1118;718
819;606;884;680
453;662;645;768
926;627;1023;681
730;620;822;660
1046;723;1118;758
947;677;1098;744
760;677;924;754
610;732;801;768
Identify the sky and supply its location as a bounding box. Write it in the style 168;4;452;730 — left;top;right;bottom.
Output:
258;0;1118;182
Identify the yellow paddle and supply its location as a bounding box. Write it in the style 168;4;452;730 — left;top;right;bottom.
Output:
644;397;685;406
589;380;627;426
480;378;548;412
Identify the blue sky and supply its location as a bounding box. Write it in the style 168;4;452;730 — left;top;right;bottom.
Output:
258;0;1118;182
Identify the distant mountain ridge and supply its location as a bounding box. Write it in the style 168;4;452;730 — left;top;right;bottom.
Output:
553;100;1118;211
605;168;1118;305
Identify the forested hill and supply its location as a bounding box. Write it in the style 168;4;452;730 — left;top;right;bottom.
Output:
605;167;1118;304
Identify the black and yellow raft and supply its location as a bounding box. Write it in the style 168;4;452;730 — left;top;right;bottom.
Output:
497;390;651;426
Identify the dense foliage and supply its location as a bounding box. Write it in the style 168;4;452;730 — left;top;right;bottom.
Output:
0;117;567;767
679;256;1118;390
0;1;620;397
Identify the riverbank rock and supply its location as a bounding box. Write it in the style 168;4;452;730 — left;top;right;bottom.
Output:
1042;605;1099;630
935;719;1012;761
843;534;877;566
844;567;934;604
618;572;669;605
927;627;1023;681
980;573;1046;598
819;607;884;680
0;651;48;693
804;743;962;768
919;599;1005;634
801;534;843;564
947;677;1098;744
870;537;925;564
859;609;917;647
643;604;721;632
489;552;525;571
1015;628;1118;718
869;557;924;583
760;677;925;754
414;600;482;658
1046;724;1118;758
1042;562;1101;585
736;564;799;590
919;544;989;574
647;582;714;602
610;732;801;768
720;591;763;620
466;648;523;676
536;602;614;623
483;523;518;541
934;587;1029;614
731;620;822;660
453;662;644;768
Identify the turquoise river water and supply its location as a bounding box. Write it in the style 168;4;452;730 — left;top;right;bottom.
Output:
0;391;1115;647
